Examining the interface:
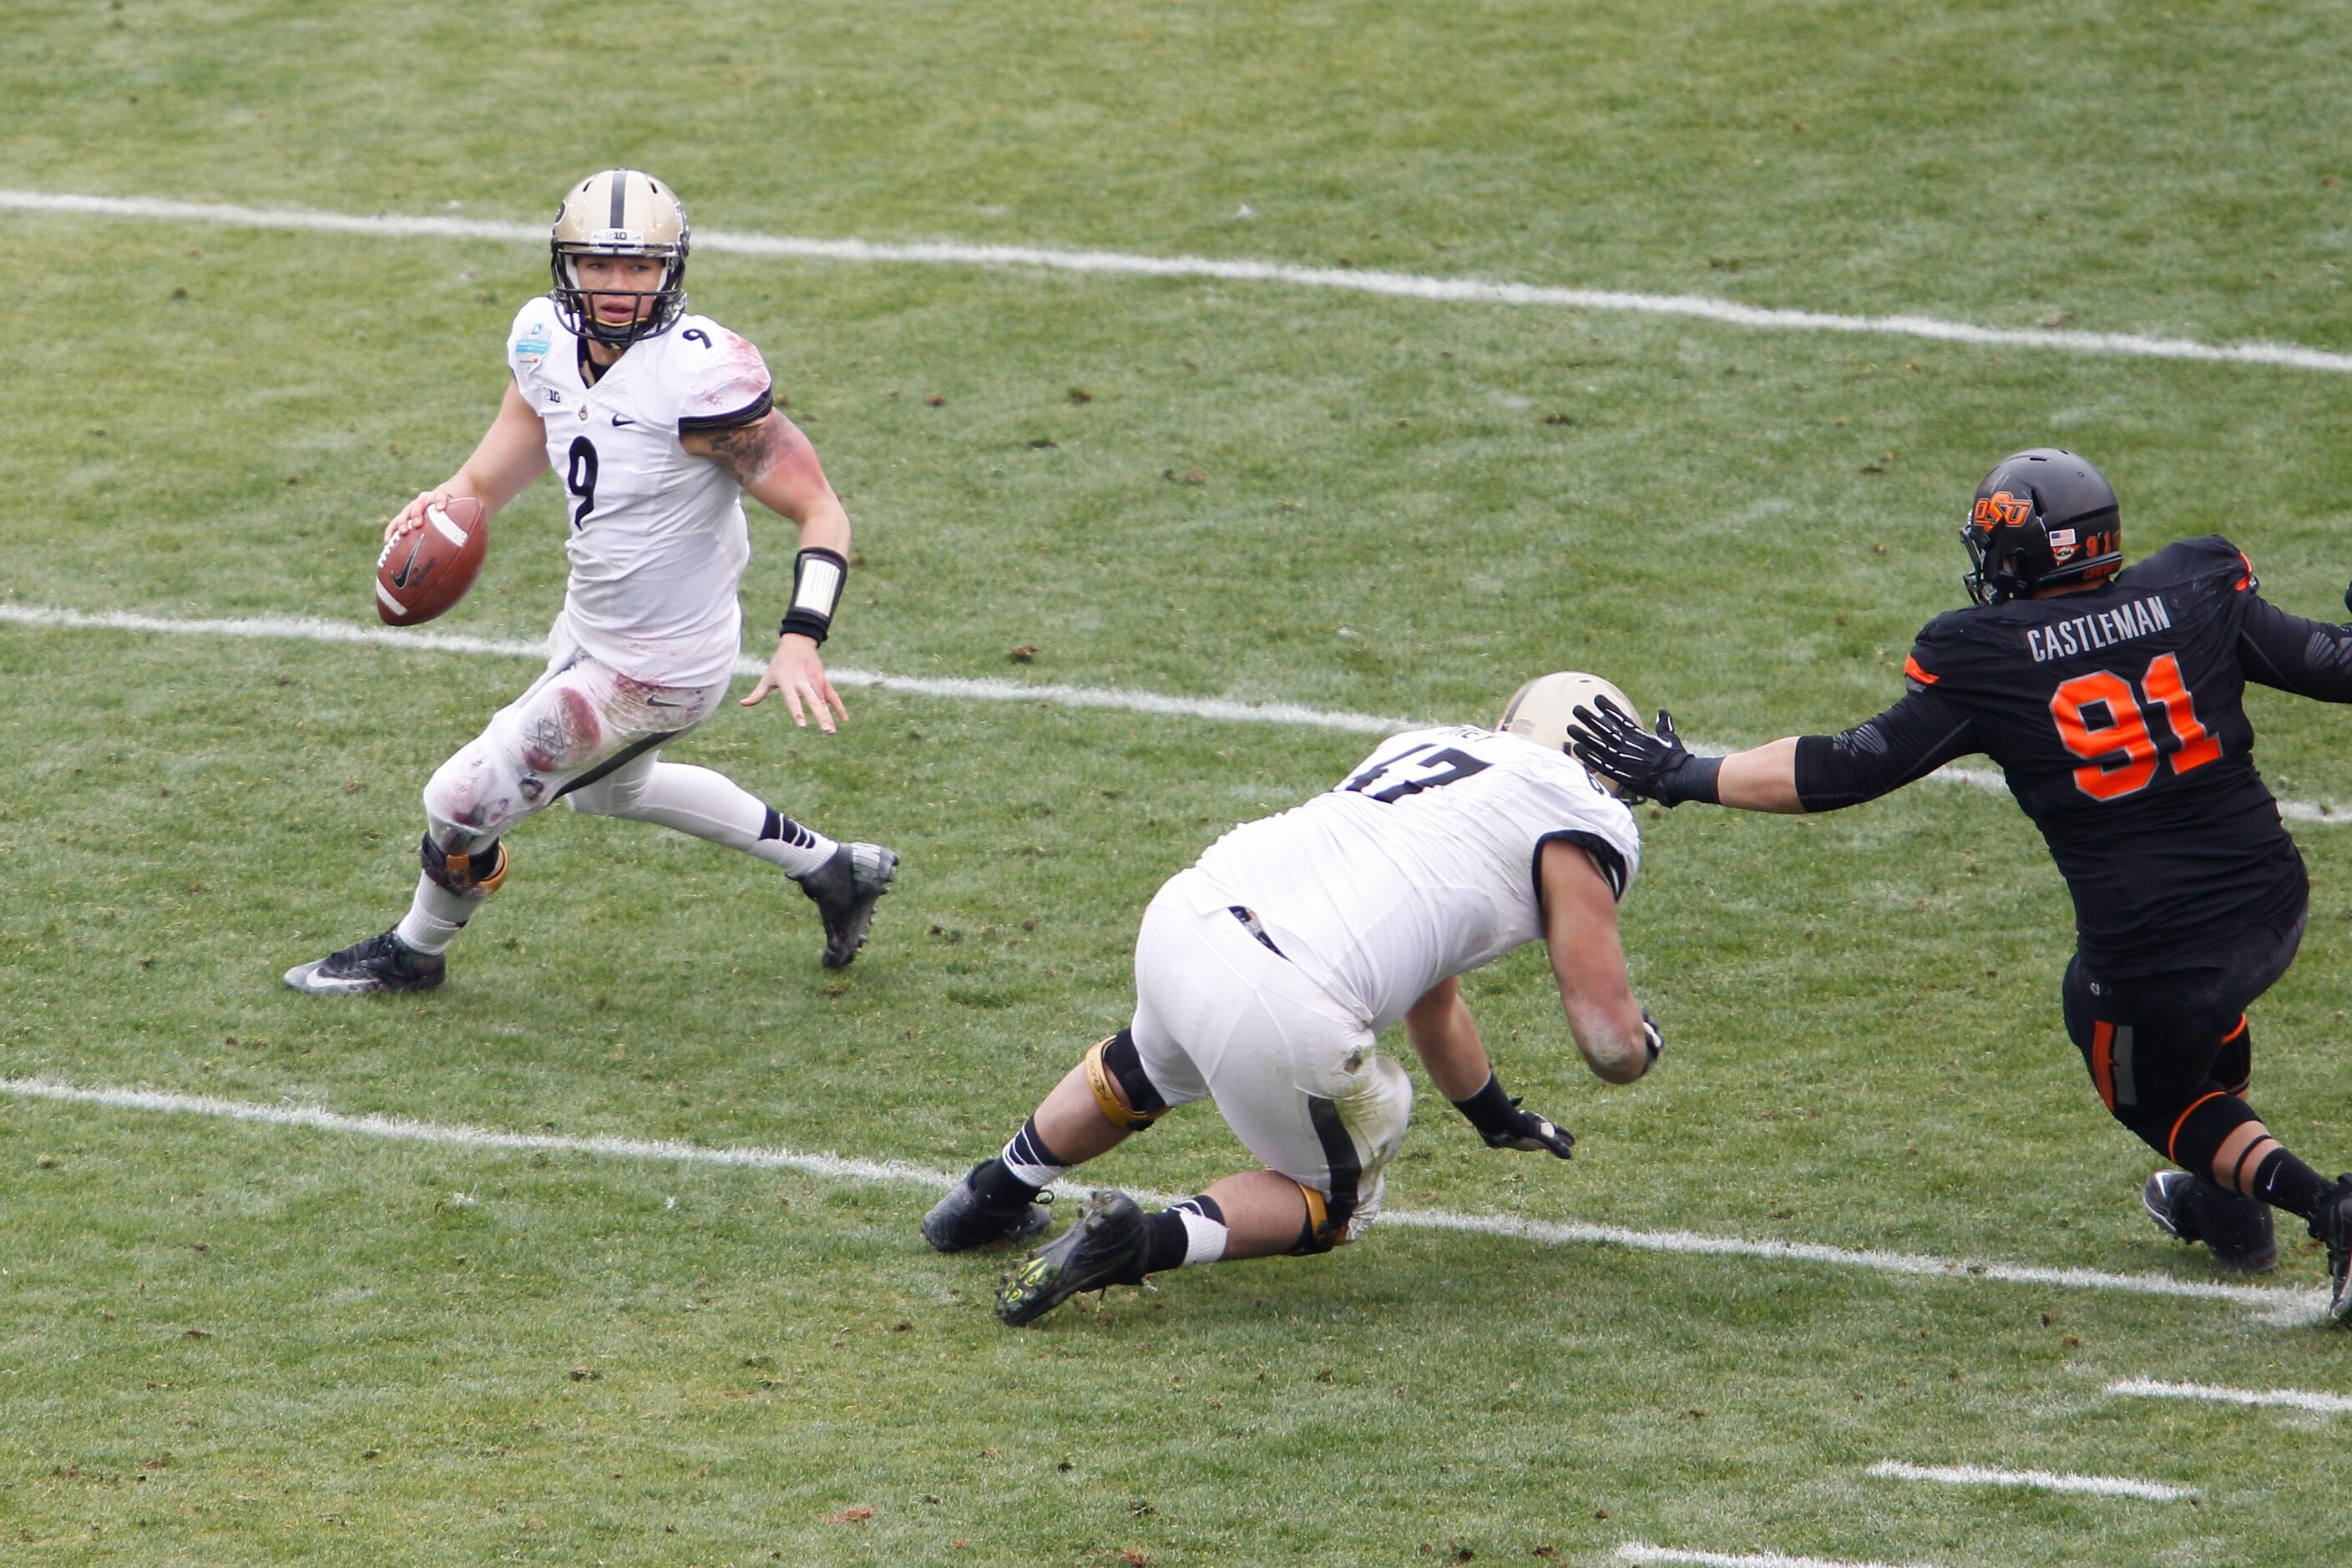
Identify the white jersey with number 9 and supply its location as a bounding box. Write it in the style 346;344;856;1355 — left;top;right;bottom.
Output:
505;296;776;689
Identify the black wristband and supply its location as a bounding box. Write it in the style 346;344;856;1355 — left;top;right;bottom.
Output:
1663;753;1724;806
1450;1073;1518;1139
780;546;848;645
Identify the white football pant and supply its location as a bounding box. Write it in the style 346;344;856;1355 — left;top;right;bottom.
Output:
422;626;731;851
1128;868;1413;1242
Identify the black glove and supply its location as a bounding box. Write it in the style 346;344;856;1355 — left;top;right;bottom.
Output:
1640;1008;1664;1066
1568;697;1722;807
1452;1074;1576;1160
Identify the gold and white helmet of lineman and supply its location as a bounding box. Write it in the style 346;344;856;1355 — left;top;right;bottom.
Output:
1498;670;1638;797
549;169;691;347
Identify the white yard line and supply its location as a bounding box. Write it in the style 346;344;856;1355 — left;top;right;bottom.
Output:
0;1076;2329;1321
0;603;1411;736
1617;1545;1940;1568
1865;1459;2194;1502
2106;1378;2352;1415
8;600;2351;823
7;189;2350;374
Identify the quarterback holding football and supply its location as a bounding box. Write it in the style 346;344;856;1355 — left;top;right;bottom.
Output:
288;169;897;995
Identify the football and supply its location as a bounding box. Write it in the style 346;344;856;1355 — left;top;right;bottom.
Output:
375;496;488;626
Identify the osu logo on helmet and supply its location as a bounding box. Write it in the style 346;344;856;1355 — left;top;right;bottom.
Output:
1959;449;2122;606
1971;491;2033;531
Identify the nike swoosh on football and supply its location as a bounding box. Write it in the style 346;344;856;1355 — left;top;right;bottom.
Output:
388;537;425;590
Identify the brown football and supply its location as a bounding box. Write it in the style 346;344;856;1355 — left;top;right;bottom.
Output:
375;496;488;626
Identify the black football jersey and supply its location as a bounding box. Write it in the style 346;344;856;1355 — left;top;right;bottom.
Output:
1792;536;2352;976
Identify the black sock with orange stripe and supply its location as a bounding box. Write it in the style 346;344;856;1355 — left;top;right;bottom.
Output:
2252;1146;2330;1221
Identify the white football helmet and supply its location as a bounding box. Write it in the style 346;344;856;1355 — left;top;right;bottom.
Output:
549;169;690;346
1498;670;1638;797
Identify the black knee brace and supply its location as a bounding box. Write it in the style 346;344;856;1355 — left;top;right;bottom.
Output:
1084;1029;1169;1131
420;833;509;897
1285;1181;1356;1256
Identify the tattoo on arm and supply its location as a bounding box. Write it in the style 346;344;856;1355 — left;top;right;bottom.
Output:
703;417;792;488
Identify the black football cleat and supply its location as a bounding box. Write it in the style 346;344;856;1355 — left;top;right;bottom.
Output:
922;1162;1054;1253
282;928;446;995
797;842;898;969
996;1190;1150;1327
2142;1170;2279;1274
2311;1176;2352;1323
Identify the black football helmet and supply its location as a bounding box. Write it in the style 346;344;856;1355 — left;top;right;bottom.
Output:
1960;448;2122;605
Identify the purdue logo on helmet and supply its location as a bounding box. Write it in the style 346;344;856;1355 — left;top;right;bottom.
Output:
1960;448;2122;606
549;169;691;347
1500;670;1638;798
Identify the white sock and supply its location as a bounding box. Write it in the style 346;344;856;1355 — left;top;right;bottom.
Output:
604;762;837;877
1174;1201;1231;1267
392;873;473;955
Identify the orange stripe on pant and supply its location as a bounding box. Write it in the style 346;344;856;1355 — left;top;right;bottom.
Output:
2091;1021;2117;1110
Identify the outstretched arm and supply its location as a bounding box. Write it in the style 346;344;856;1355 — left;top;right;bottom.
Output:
2239;592;2352;702
683;410;852;731
1571;694;1973;814
385;382;550;539
1719;738;1805;812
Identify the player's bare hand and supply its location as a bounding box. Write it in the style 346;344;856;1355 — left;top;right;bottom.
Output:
741;634;847;732
386;488;457;543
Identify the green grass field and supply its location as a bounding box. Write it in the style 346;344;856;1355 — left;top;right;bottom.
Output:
5;2;2352;1562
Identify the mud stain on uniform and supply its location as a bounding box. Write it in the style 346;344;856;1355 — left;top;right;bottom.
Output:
522;686;604;773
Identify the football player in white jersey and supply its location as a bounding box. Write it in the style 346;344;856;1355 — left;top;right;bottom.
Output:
287;169;898;994
923;673;1666;1325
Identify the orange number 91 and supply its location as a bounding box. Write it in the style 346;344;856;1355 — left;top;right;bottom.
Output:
2049;653;2220;802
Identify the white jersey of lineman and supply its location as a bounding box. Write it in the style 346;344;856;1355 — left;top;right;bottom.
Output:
1186;726;1641;1034
505;296;776;689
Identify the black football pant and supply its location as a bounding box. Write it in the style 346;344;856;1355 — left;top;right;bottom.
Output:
2060;905;2305;1181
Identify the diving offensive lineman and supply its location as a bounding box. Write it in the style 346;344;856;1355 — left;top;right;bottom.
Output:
923;674;1666;1326
1570;449;2352;1320
287;170;897;994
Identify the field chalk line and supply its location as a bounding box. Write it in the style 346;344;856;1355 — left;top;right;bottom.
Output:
8;189;2352;375
1618;1546;1938;1568
0;603;1417;737
0;1076;2331;1323
9;600;2352;826
1865;1459;2195;1502
2106;1377;2352;1414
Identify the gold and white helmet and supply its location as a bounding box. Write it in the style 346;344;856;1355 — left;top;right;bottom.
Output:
1499;670;1638;797
549;169;691;346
